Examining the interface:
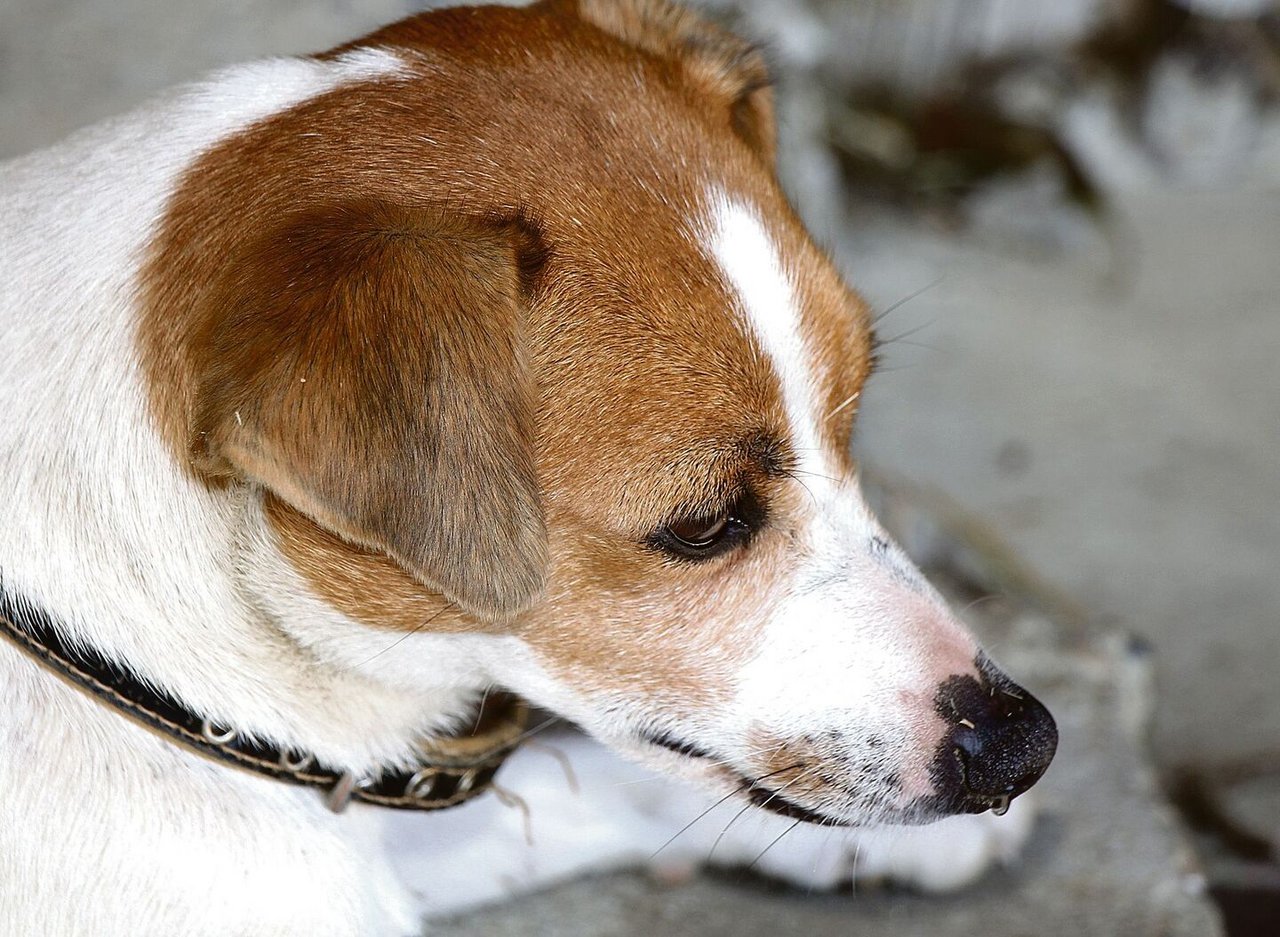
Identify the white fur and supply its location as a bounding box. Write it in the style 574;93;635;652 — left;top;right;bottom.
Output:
0;50;449;937
706;192;829;477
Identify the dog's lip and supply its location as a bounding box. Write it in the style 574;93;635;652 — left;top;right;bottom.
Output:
640;728;717;761
640;729;853;826
740;779;854;827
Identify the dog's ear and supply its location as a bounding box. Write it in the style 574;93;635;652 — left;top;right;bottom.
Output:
550;0;776;165
190;201;546;620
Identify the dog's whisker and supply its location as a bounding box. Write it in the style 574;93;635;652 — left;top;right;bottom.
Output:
870;275;945;328
875;318;936;355
826;391;860;421
884;337;939;353
708;801;754;859
874;319;937;351
787;467;842;484
752;761;810;784
958;592;1003;617
650;760;806;861
751;763;819;814
707;762;814;859
649;787;743;860
608;775;672;787
472;686;492;733
745;819;803;873
508;716;564;746
353;601;455;667
808;817;842;895
779;469;818;507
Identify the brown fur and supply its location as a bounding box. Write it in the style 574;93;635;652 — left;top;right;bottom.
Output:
138;0;874;692
165;198;545;618
565;0;777;164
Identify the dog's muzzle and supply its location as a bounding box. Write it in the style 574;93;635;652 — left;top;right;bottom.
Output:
929;657;1058;816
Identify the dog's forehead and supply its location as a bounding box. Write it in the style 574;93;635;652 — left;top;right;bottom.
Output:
530;177;873;521
352;2;877;450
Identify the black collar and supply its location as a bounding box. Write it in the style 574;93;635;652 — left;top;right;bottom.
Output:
0;582;526;812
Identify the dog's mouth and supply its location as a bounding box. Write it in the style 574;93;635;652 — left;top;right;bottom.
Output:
642;729;717;761
641;729;853;827
640;728;1027;826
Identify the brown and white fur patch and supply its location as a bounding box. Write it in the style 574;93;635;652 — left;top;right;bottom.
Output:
0;2;1055;934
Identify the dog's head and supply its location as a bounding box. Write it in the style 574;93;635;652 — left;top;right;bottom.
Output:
142;0;1056;826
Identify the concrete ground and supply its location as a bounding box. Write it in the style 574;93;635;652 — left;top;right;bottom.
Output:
3;0;1275;932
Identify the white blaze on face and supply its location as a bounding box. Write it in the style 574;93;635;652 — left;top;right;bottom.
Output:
706;192;831;480
704;190;888;683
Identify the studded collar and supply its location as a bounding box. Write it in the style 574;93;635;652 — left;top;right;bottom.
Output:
0;583;526;812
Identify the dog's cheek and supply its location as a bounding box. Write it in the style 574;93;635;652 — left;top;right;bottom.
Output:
505;536;791;730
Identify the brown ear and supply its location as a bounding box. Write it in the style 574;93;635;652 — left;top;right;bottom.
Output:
553;0;776;165
191;200;546;619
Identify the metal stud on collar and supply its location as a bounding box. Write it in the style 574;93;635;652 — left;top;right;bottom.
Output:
278;747;314;772
406;766;442;800
455;767;479;796
200;718;237;745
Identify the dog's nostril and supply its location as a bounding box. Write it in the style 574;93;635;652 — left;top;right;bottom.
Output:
952;724;984;761
930;665;1058;815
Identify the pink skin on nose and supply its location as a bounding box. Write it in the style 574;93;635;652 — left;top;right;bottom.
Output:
875;584;983;802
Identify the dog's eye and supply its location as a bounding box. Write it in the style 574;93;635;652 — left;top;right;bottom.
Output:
667;515;730;549
658;513;737;559
652;504;754;561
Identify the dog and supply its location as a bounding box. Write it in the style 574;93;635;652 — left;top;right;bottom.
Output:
0;1;1058;934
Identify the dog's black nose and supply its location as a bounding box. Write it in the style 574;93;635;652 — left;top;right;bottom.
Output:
929;660;1058;815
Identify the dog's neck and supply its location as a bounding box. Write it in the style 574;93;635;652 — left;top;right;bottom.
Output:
0;384;499;772
0;51;510;773
0;409;500;774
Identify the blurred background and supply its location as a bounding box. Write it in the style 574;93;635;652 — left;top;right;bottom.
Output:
2;0;1277;933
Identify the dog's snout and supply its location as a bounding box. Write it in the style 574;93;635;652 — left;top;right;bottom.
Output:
929;664;1058;815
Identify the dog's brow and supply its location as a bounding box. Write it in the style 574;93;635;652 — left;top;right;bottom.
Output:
657;431;791;518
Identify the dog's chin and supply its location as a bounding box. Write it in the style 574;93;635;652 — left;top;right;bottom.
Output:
630;731;897;828
716;765;1001;829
